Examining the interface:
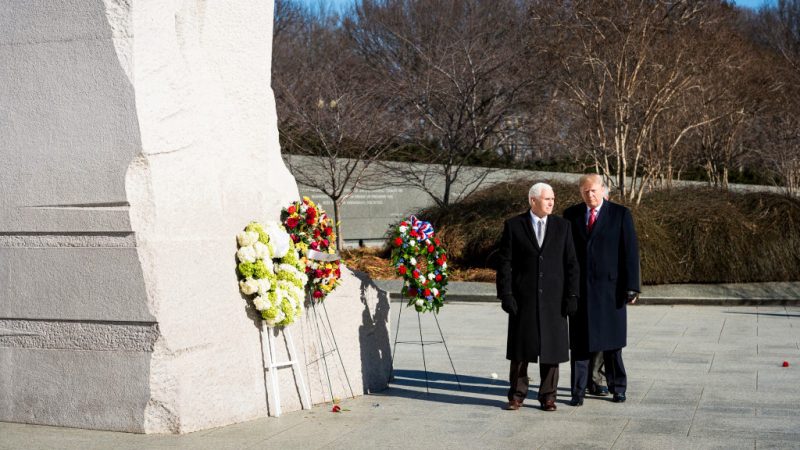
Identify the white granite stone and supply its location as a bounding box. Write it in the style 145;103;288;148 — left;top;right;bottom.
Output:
1;0;389;434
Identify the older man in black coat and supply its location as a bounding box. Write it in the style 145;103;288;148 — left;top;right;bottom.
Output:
563;174;641;406
496;182;580;412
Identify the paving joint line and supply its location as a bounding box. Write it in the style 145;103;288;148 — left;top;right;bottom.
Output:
686;386;704;437
610;418;631;449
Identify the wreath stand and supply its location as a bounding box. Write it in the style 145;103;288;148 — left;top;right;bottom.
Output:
260;321;311;417
390;297;462;394
306;299;355;402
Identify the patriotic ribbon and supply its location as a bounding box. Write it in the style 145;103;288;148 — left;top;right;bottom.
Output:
409;215;434;240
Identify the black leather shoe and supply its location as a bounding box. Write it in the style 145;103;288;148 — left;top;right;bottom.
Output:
613;393;626;403
587;385;610;396
569;397;584;406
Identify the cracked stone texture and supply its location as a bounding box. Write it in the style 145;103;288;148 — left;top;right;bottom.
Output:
1;0;390;434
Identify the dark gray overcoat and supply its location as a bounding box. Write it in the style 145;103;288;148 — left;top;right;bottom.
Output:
496;212;580;364
563;201;641;354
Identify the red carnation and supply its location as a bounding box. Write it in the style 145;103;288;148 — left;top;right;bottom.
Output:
400;221;408;227
437;258;444;266
315;269;324;278
335;268;341;277
412;270;420;278
393;237;403;247
324;268;332;275
305;266;312;273
291;234;300;243
331;405;341;413
306;217;315;225
325;227;333;236
314;229;321;238
307;207;317;218
435;274;442;281
434;238;440;245
313;290;323;298
441;254;447;262
424;288;431;297
322;239;329;247
310;241;319;250
427;245;435;253
287;205;297;214
408;288;418;297
286;217;300;229
398;265;407;275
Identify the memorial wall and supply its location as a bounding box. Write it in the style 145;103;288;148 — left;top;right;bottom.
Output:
1;1;390;434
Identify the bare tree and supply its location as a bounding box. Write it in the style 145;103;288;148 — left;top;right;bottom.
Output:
547;0;738;203
273;5;397;249
347;0;534;207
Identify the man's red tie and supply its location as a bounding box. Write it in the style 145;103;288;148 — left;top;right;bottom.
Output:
587;208;597;232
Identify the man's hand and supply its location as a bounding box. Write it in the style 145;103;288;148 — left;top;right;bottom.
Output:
626;291;639;304
500;296;518;315
562;295;578;317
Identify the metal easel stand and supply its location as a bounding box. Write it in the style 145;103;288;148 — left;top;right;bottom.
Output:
306;299;355;403
261;320;311;417
390;297;462;394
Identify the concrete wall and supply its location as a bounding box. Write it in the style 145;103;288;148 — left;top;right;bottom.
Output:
1;1;390;434
288;155;786;247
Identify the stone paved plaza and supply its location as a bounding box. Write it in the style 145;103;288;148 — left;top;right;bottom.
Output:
2;302;799;449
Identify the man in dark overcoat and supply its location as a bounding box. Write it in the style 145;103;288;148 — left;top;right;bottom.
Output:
496;182;579;412
563;174;641;405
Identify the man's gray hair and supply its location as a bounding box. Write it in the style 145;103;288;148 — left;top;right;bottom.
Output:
528;182;553;200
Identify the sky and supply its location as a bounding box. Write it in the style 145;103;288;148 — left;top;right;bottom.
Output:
296;0;779;14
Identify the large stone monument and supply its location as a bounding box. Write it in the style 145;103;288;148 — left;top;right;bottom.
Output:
0;1;391;433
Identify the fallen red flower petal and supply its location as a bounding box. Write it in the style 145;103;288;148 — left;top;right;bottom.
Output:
331;405;341;412
783;361;790;367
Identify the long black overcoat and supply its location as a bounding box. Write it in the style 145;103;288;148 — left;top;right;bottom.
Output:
496;212;580;364
563;201;641;354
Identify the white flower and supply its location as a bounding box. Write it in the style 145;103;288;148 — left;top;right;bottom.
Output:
239;278;259;295
432;288;439;297
399;226;408;233
256;278;272;295
415;299;425;307
419;275;426;284
265;222;291;258
237;245;257;263
410;257;417;266
253;295;269;311
253;241;271;260
428;273;435;280
409;239;416;247
237;231;259;247
275;310;286;323
301;205;308;213
442;262;447;270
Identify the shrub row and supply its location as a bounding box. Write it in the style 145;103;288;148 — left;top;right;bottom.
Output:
414;179;800;284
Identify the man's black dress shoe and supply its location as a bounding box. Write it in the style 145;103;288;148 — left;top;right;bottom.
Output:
587;385;610;396
613;393;626;403
569;397;584;406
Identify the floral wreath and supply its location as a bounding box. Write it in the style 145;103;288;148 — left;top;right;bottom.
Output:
236;221;307;327
390;215;448;313
280;196;342;302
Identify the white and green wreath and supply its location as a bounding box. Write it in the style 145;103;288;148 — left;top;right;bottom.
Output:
236;221;307;327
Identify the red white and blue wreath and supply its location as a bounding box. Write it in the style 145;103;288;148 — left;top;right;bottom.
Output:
390;216;448;313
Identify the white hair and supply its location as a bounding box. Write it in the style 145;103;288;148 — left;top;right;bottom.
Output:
528;182;553;200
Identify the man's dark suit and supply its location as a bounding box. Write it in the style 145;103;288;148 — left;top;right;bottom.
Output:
496;212;579;404
563;200;640;400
